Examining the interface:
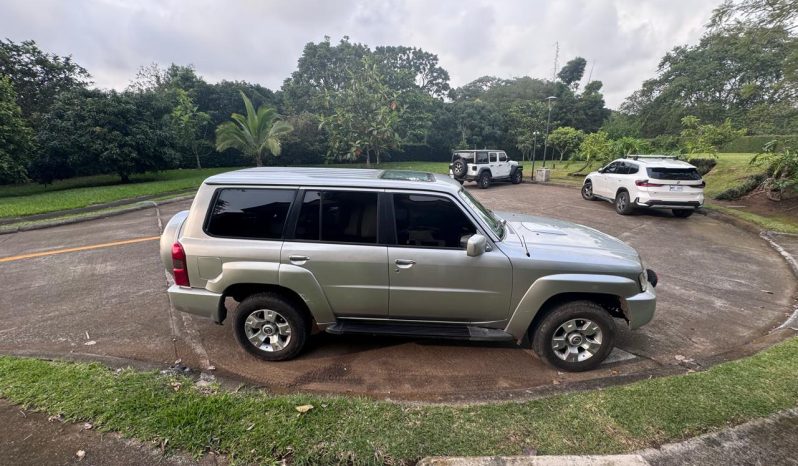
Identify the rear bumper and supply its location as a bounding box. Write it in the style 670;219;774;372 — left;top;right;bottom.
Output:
167;285;224;323
634;192;704;209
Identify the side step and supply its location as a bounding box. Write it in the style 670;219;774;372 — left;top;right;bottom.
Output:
325;320;514;342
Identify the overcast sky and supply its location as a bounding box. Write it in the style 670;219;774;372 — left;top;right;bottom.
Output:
1;0;720;108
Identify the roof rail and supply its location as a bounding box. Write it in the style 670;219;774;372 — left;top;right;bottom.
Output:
629;155;678;161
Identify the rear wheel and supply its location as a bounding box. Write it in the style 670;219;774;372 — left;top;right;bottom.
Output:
478;172;492;189
452;159;468;178
673;209;694;218
233;293;309;361
532;300;616;372
511;169;523;184
615;190;634;215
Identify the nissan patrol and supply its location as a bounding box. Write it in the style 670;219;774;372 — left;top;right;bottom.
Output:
161;167;657;372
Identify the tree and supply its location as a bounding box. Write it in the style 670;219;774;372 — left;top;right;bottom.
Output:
572;131;614;174
373;46;450;98
32;89;179;183
709;0;798;31
170;89;211;168
0;39;90;120
0;76;34;184
507;102;545;161
281;36;370;114
320;57;402;166
750;139;798;200
557;57;587;89
613;136;649;156
547;127;585;161
215;92;293;167
679;116;746;156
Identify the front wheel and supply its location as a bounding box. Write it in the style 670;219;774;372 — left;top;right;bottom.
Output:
615;191;634;215
233;293;309;361
581;181;595;200
511;170;523;184
532;300;616;372
478;172;492;189
673;209;694;218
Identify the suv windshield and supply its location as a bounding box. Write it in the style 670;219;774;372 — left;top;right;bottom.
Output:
459;189;504;238
646;167;701;180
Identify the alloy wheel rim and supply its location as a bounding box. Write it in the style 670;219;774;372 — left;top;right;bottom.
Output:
244;309;292;352
583;184;592;197
551;318;603;362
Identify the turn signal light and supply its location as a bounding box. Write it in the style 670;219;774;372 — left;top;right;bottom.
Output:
171;242;190;287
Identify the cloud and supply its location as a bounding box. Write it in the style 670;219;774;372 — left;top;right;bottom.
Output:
0;0;720;108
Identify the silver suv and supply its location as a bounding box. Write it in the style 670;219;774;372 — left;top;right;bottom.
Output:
161;167;657;371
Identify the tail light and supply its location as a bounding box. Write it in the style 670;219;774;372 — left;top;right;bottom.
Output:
635;179;662;187
171;242;190;287
696;180;706;188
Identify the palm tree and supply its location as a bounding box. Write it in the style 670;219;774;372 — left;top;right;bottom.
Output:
215;92;293;166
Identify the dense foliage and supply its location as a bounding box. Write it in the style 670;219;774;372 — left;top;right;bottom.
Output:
0;0;796;186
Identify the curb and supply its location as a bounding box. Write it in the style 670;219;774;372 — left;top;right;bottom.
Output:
0;194;195;235
417;455;649;466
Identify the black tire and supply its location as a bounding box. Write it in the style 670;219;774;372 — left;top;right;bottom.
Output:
452;159;468;178
614;190;634;215
581;181;596;200
531;300;616;372
511;169;523;184
478;171;492;189
672;209;694;218
233;292;309;361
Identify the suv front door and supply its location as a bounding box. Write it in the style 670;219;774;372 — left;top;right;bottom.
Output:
595;161;621;197
282;189;389;318
386;192;512;323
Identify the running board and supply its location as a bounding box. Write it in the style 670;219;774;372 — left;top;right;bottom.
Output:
325;320;514;342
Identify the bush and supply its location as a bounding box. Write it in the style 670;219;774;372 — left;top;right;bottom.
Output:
714;173;766;200
720;135;798;153
686;156;717;176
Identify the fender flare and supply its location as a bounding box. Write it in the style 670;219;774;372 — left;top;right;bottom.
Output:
504;274;639;341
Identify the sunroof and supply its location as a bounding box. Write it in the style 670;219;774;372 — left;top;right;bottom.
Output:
380;170;435;182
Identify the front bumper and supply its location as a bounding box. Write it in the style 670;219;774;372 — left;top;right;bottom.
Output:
622;283;656;330
167;285;224;322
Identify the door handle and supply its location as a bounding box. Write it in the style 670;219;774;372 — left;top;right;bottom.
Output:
394;259;416;270
289;255;310;264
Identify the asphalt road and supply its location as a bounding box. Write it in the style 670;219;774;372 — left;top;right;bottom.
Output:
0;182;794;402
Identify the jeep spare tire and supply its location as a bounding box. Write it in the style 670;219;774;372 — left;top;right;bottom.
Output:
452;159;468;177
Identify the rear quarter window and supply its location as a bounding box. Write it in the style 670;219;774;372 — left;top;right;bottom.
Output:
205;188;296;239
646;167;701;180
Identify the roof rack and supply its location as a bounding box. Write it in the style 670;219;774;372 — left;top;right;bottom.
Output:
629;155;678;161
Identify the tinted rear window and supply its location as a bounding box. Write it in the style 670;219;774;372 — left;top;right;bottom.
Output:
295;190;378;244
206;188;295;239
646;167;701;180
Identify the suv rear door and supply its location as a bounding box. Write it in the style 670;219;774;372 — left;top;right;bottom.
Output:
282;189;389;317
385;191;512;323
642;166;704;202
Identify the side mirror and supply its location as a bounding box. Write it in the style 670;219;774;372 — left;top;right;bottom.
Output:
466;234;487;257
598;168;605;173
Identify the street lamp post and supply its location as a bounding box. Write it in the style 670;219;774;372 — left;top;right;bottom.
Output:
531;131;539;175
542;95;557;168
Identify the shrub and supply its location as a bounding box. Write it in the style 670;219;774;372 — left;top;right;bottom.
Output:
686;156;717;176
714;173;766;200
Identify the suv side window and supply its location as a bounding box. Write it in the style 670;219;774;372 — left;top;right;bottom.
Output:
295;191;378;244
489;152;498;162
205;188;295;239
625;163;639;174
604;162;621;174
476;151;489;164
393;193;476;248
499;152;508;162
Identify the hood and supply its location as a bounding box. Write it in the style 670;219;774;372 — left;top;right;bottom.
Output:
495;211;641;266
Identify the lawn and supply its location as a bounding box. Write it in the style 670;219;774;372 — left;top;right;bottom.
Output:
0;168;237;219
0;336;796;465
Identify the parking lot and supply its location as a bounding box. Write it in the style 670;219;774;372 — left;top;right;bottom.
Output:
0;182;795;402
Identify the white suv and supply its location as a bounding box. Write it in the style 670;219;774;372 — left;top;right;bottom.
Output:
449;150;523;188
581;156;705;217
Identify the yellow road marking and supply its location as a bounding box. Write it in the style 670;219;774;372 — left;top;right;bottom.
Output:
0;236;160;263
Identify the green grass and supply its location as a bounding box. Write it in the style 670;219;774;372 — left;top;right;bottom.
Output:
1;336;797;465
0;168;237;219
702;153;767;199
706;205;798;234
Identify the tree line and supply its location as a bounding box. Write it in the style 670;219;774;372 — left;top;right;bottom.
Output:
0;0;796;185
